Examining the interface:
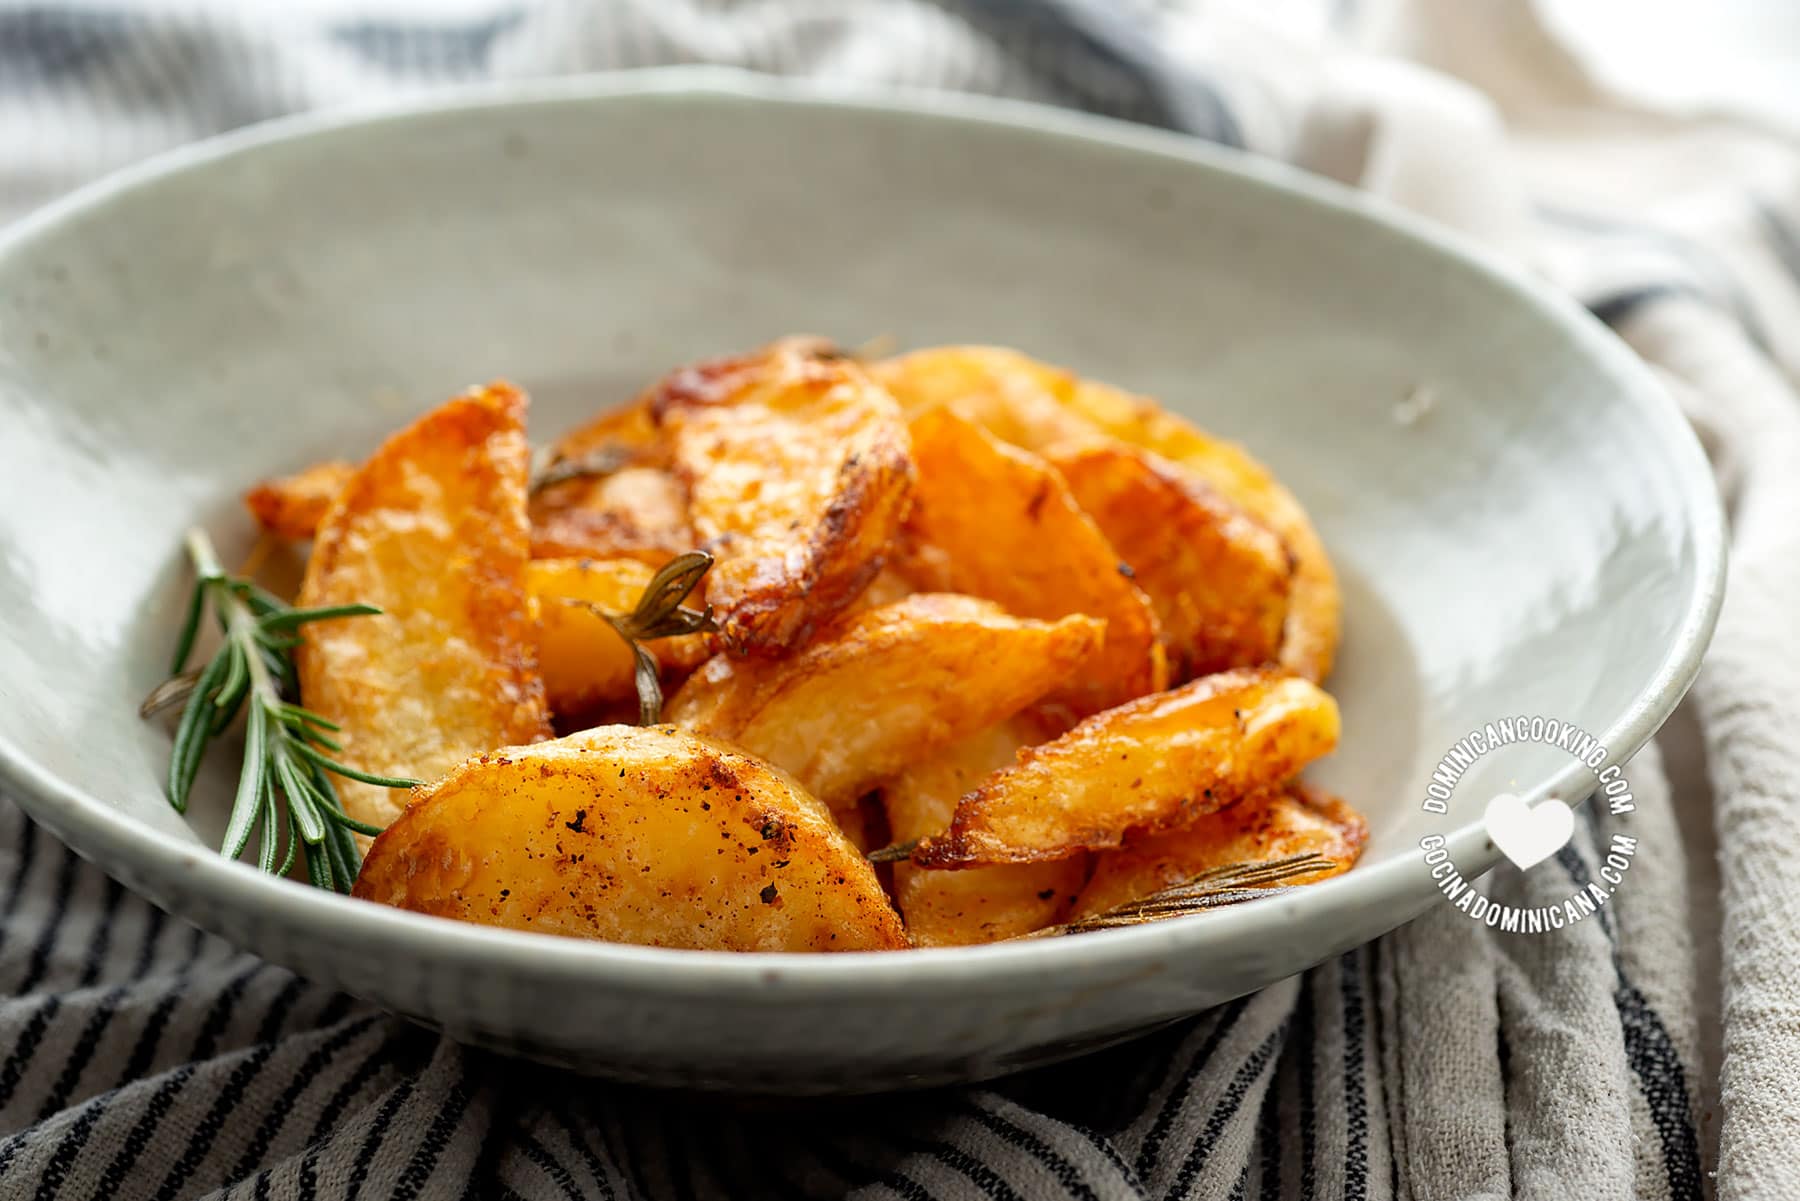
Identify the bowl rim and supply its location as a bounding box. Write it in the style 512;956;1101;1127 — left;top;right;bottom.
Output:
0;66;1728;999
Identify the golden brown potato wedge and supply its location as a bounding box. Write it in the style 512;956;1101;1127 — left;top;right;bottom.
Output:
653;340;915;655
244;459;356;541
884;718;1089;946
872;346;1098;448
297;383;552;832
900;409;1164;716
1071;783;1366;918
526;395;693;564
527;557;714;718
912;667;1339;868
529;465;693;565
1059;377;1338;683
1045;440;1291;683
875;346;1338;682
354;726;907;952
665;593;1105;808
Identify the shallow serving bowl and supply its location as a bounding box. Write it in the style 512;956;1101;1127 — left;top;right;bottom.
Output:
0;69;1723;1092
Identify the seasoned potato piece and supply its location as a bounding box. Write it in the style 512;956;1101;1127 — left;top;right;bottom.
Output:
1072;784;1366;918
875;346;1338;682
900;409;1164;716
297;383;552;832
1059;377;1338;683
528;397;692;564
244;459;356;541
912;667;1339;867
529;465;693;565
885;718;1088;946
1046;440;1290;683
653;340;915;654
872;346;1097;448
666;593;1104;808
527;557;713;717
354;726;907;952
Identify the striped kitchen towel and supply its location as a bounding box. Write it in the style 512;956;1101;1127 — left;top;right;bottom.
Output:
3;1;1799;1198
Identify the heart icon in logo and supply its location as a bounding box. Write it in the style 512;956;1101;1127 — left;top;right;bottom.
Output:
1482;792;1575;870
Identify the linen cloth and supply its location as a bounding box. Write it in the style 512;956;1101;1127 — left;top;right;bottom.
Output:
2;1;1798;1197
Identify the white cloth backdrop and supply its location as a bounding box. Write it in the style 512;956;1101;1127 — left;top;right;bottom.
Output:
1;1;1797;1198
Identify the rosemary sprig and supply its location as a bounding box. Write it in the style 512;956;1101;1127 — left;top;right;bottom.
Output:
1023;853;1337;937
141;528;420;892
558;550;719;724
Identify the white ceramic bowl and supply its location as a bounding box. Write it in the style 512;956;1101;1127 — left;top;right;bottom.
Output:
0;70;1724;1093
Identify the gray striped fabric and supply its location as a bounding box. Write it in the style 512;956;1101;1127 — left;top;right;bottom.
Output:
5;2;1799;1198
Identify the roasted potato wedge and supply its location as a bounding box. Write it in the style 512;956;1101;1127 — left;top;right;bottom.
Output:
912;667;1339;867
1071;783;1366;918
1046;440;1290;683
354;726;907;952
653;340;915;654
667;593;1104;808
872;346;1098;448
529;396;692;564
297;383;552;832
244;459;356;541
884;718;1088;946
527;557;713;718
875;346;1338;682
900;409;1164;716
1059;377;1338;683
529;465;693;565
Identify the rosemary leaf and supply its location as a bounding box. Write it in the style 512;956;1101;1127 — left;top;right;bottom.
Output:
866;838;920;864
1025;853;1337;938
169;580;206;675
528;444;635;495
286;740;419;790
258;602;382;632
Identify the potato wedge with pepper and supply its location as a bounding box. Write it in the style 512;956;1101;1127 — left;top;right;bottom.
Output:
876;346;1338;682
1046;440;1291;683
884;717;1088;946
899;408;1163;716
912;667;1339;867
297;383;552;832
667;593;1104;808
527;557;713;718
354;726;907;952
1072;783;1366;918
244;459;356;541
654;340;915;655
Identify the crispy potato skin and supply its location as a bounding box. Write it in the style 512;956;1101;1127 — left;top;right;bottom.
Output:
527;557;713;718
297;383;552;832
1046;441;1291;683
876;346;1339;682
243;460;356;541
666;593;1104;808
354;726;907;952
899;409;1164;716
1071;783;1366;918
653;341;916;655
884;719;1089;946
913;667;1340;868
